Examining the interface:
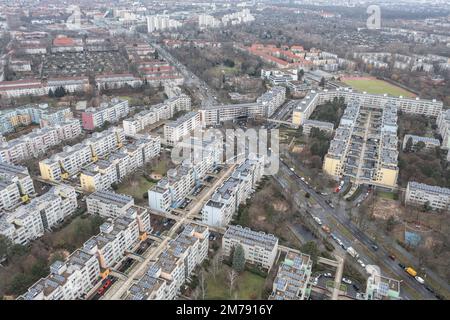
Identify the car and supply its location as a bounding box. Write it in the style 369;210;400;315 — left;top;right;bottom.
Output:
311;277;318;286
415;276;425;284
398;263;406;269
388;254;396;260
371;244;379;251
352;284;360;291
357;259;366;268
341;244;347;251
342;278;352;285
97;287;105;295
290;167;295;172
435;294;444;300
323;273;332;278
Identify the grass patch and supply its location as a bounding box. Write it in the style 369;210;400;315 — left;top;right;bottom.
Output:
205;267;266;300
342;79;415;97
116;176;155;202
377;191;397;200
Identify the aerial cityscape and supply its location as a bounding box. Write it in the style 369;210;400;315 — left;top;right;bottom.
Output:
0;0;449;305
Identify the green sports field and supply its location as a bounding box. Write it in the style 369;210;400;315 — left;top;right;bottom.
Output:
342;78;416;98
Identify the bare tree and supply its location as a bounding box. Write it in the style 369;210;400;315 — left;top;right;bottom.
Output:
199;270;207;300
211;248;222;280
227;269;238;298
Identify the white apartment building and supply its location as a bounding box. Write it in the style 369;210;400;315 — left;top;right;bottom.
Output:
126;224;209;300
0;120;82;165
147;15;182;33
293;88;443;126
19;249;100;300
163;111;201;146
269;251;313;300
86;190;134;218
199;86;286;126
122;94;191;136
80;134;160;192
402;134;440;151
405;181;450;211
198;14;221;29
0;161;35;206
39;127;124;182
96;74;143;91
0;184;77;245
437;109;450;149
148;137;221;212
123;109;158;135
82;98;129;130
202;157;264;227
83;209;140;270
222;225;279;270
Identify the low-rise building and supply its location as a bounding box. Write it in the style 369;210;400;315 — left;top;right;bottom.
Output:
86;190;134;218
222;225;279;270
302;119;334;136
269;251;313;300
402;134;440;151
405;181;450;211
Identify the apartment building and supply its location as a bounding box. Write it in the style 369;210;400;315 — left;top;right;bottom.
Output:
199;86;286;126
323;102;399;188
163;111;201;146
19;249;100;300
402;134;440;151
148;137;221;213
0;162;35;210
302;119;334;136
81;98;129;130
269;251;313;300
126;224;209;300
80;134;160;192
123;109;158;135
405;181;450;211
122;94;191;136
222;225;279;270
0;184;77;245
96;73;143;91
202;157;264;227
365;273;401;300
0;120;82;164
437;109;450;149
39;127;124;182
86;190;134;218
83;208;140;271
292;88;443;126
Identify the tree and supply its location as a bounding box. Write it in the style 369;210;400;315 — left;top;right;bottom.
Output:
319;77;326;87
386;216;396;233
300;241;319;265
0;235;11;260
211;248;222;280
415;141;426;152
199;270;207;300
405;137;413;152
232;244;245;273
227;269;238;298
423;201;432;212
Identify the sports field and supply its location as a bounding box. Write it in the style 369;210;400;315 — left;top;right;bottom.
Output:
342;77;416;98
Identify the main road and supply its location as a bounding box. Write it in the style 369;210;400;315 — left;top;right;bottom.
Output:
277;160;439;300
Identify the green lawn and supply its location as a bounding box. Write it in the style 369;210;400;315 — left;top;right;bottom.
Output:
117;176;155;202
205;268;266;300
378;191;397;200
343;79;415;98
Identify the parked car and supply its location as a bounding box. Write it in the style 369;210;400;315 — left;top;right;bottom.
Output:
388;254;396;261
357;259;366;268
323;273;332;278
398;263;406;269
342;278;352;285
425;286;435;294
352;284;360;291
371;244;379;251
